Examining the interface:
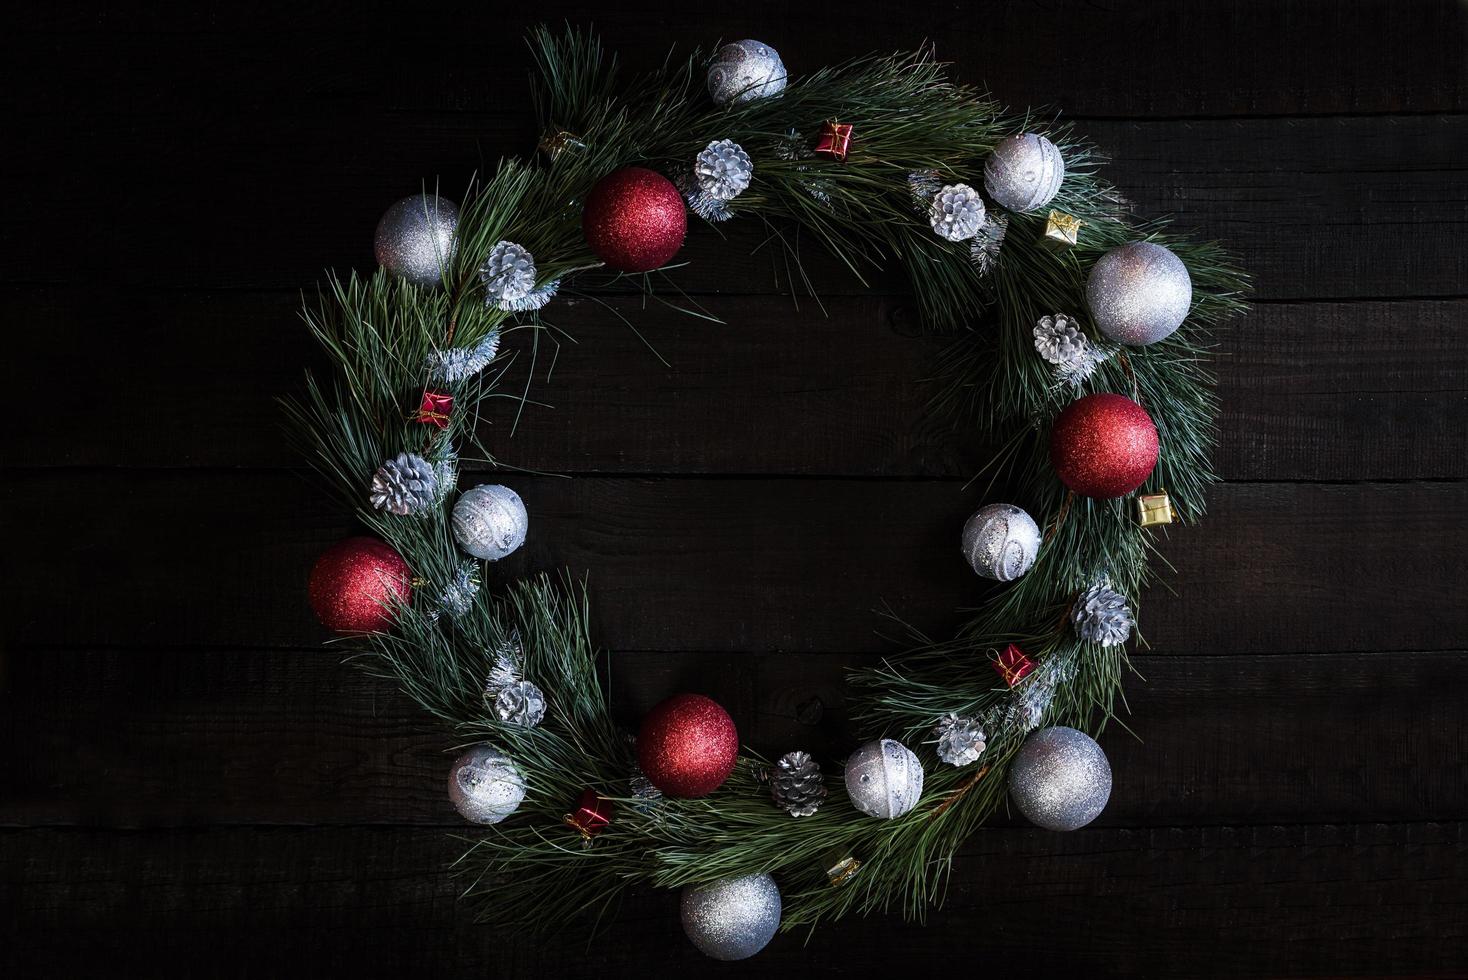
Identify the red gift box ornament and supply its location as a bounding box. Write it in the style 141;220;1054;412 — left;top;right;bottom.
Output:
814;120;854;162
563;789;613;843
414;390;454;429
993;644;1036;688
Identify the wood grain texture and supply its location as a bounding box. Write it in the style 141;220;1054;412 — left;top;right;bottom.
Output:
3;823;1464;978
13;1;1468;118
3;648;1463;828
6;474;1464;655
7;116;1465;299
6;291;1465;479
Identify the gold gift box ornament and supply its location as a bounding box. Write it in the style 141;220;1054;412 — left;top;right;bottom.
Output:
1040;210;1082;250
1136;492;1175;527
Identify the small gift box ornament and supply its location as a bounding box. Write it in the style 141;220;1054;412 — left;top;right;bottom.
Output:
414;390;454;429
563;788;613;843
814;121;854;162
1039;210;1082;250
1136;492;1175;527
822;847;861;887
992;643;1036;687
537;127;586;161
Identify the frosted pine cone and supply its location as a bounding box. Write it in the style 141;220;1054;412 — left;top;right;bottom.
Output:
1072;580;1134;647
1033;314;1088;366
427;331;501;384
369;452;439;516
480;240;536;307
769;750;826;817
929;183;986;242
494;679;546;727
677;169;736;223
775;127;812;161
934;713;987;766
695;139;753;201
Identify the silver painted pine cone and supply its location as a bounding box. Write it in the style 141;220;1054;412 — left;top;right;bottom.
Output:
369;452;439;516
769;750;826;817
934;713;987;766
494;679;547;727
929;183;986;242
1071;581;1134;647
695;139;753;201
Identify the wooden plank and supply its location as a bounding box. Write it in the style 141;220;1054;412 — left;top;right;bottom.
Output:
3;647;1463;829
7;290;1465;480
13;2;1468;118
4;110;1465;298
2;823;1463;977
4;475;1463;655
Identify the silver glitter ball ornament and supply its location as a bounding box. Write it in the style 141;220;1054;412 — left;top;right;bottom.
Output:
1086;241;1193;346
1007;726;1111;831
680;873;781;960
707;39;787;106
451;484;528;561
843;738;924;819
374;194;459;287
961;503;1041;582
984;133;1065;212
447;743;525;825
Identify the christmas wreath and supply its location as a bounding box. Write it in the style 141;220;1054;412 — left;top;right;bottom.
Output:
287;28;1246;958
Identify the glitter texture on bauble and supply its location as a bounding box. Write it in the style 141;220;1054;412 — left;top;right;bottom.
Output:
307;537;412;634
582;167;687;272
374;194;458;287
680;873;781;960
1086;241;1192;346
1007;726;1111;831
1049;393;1159;499
636;693;739;797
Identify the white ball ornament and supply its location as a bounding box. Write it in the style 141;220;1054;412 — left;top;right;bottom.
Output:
843;738;924;819
1086;241;1193;346
707;39;787;106
961;503;1041;581
984;133;1066;212
447;743;525;825
1007;726;1112;831
451;484;528;561
680;873;782;961
374;193;459;287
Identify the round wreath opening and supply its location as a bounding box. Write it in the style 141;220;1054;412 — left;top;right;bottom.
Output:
285;27;1247;955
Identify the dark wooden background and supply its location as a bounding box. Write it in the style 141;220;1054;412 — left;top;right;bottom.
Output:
3;2;1466;976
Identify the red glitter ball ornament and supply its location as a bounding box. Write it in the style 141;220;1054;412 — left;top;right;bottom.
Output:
1050;393;1159;498
636;693;739;797
581;166;687;272
308;536;412;633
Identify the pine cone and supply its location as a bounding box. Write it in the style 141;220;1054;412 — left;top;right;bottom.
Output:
494;679;546;727
369;452;439;516
480;240;537;307
774;128;812;161
769;750;826;817
934;713;987;766
1033;314;1088;366
929;183;985;242
1072;581;1134;647
677;169;736;223
427;331;501;384
695;139;753;201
